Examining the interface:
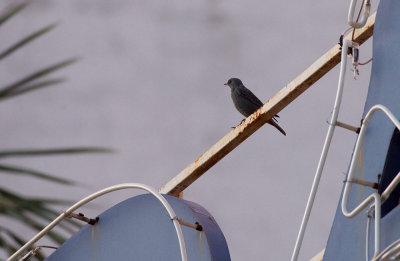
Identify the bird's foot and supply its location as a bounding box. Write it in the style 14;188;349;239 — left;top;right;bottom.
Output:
231;119;246;129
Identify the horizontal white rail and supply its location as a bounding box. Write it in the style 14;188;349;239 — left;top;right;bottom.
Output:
8;183;188;261
342;104;400;259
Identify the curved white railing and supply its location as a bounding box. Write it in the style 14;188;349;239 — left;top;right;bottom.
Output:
8;183;188;261
342;104;400;259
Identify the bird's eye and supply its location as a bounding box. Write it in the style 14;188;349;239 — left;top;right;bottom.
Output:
228;80;232;84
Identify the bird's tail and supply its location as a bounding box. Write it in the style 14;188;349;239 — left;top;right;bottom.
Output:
268;119;286;136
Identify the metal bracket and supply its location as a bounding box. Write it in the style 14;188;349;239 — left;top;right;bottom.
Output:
68;212;99;225
172;217;203;231
347;178;379;189
19;246;57;261
336;120;361;133
350;43;360;79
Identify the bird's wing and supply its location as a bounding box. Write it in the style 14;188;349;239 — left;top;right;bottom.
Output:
237;86;264;108
237;86;281;121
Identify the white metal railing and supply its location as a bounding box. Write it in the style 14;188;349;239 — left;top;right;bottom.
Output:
291;39;359;261
8;183;188;261
348;0;372;28
342;104;400;260
372;238;400;260
292;0;373;255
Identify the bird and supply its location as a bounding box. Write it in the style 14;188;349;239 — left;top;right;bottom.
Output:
224;77;286;136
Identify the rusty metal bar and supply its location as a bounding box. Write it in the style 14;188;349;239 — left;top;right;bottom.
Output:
336;120;361;133
176;218;203;231
159;13;376;197
351;178;378;189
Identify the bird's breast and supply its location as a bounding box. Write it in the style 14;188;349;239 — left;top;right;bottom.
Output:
231;89;257;117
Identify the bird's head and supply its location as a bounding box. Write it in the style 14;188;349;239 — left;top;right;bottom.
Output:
224;78;243;89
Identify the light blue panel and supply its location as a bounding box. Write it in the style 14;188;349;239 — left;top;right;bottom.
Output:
366;205;400;258
324;1;400;260
46;194;230;261
360;0;400;186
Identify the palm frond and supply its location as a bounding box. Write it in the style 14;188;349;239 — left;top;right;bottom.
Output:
0;189;81;229
21;206;79;234
1;226;47;260
0;78;66;100
1;227;25;248
0;190;70;245
0;232;18;257
0;58;78;100
0;23;57;61
0;164;74;185
0;3;27;27
0;3;109;258
0;147;112;159
8;211;66;245
28;197;75;206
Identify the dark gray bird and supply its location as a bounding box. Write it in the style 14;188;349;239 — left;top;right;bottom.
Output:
224;78;286;136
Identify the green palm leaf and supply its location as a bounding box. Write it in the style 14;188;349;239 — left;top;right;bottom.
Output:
0;147;112;159
0;164;74;185
0;190;75;245
0;232;18;257
0;2;110;259
26;197;76;206
8;211;66;245
0;3;27;27
0;78;67;100
0;23;57;61
0;58;78;99
1;227;48;260
0;189;81;229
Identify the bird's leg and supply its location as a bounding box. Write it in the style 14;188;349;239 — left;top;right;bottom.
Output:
231;119;246;129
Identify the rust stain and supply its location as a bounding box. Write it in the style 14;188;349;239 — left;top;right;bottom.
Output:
90;223;99;261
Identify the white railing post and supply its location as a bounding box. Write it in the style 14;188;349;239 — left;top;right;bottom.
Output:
342;105;400;259
291;40;357;261
8;183;188;261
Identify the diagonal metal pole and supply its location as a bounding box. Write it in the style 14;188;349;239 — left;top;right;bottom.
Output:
159;13;375;197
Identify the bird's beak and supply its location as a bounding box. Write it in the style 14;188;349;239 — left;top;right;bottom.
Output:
224;82;228;86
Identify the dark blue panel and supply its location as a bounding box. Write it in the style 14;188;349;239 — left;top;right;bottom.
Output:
324;1;400;260
46;194;230;261
378;129;400;217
